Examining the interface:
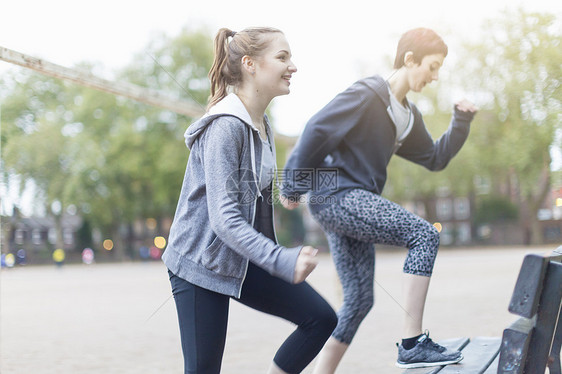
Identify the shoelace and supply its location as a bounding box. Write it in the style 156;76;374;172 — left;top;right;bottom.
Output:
418;331;446;353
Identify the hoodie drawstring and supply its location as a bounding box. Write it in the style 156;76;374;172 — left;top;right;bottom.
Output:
248;126;263;200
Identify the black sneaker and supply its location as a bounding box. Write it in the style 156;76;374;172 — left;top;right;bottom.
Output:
395;332;463;369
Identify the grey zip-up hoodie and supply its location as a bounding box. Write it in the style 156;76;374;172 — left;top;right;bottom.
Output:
162;93;302;298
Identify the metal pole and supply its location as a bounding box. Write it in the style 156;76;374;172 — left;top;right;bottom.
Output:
0;46;204;118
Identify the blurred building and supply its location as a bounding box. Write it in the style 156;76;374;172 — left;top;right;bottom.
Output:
538;187;562;243
1;208;82;257
401;186;562;246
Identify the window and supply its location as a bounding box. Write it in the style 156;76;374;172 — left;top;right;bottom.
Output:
15;229;25;245
474;175;491;195
456;223;471;244
32;229;42;245
440;224;454;245
63;228;74;245
48;228;57;244
436;198;453;220
455;197;470;220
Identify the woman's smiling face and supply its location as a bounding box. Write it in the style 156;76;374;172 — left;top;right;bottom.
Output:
253;33;297;98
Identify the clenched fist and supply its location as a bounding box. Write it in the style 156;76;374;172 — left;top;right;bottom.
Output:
293;246;318;283
455;99;479;113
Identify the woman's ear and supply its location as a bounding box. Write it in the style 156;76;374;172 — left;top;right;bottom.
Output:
403;51;416;68
241;55;256;75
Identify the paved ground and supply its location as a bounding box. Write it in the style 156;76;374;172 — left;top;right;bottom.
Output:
0;245;554;373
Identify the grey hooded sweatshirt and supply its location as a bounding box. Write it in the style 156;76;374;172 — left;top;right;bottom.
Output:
162;93;302;298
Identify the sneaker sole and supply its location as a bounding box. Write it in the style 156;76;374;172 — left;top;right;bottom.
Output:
395;355;463;369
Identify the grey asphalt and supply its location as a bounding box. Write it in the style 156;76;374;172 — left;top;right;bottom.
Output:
0;246;551;373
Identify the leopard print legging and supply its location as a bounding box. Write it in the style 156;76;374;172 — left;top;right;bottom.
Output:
311;188;439;344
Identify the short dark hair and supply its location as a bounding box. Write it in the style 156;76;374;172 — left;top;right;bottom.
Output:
393;28;448;69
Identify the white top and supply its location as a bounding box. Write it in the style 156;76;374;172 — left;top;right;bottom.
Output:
388;87;411;141
259;134;275;191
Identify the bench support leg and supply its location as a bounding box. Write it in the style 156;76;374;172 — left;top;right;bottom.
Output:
526;262;562;374
549;302;562;374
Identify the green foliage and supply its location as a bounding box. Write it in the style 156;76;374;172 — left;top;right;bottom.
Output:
1;28;214;252
2;10;560;248
461;8;560;193
474;195;519;225
122;27;213;106
385;9;560;244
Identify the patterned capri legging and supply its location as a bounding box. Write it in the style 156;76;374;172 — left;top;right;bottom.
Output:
311;188;440;344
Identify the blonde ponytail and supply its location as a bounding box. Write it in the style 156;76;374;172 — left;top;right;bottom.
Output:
208;28;236;109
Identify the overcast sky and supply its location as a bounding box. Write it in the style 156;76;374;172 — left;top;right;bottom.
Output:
1;0;560;136
0;0;560;215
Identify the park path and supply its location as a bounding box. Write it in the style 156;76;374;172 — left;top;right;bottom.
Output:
0;246;549;373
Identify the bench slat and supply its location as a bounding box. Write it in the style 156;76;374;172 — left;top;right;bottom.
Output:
508;254;549;318
404;247;562;374
548;304;562;374
439;337;501;374
551;245;562;262
525;261;562;374
401;337;469;374
509;249;562;318
498;317;534;374
547;251;562;374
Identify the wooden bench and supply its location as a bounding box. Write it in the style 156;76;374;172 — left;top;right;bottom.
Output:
404;246;562;374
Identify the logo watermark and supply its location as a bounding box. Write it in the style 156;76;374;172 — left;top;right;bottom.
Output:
225;168;339;206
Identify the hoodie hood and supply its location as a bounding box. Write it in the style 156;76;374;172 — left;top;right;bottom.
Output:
183;92;275;202
185;93;258;149
362;75;392;107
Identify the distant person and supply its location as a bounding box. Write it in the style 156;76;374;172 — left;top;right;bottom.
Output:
281;28;478;370
52;248;65;267
162;27;337;374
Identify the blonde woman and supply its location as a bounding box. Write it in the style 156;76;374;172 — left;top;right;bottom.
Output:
162;27;337;374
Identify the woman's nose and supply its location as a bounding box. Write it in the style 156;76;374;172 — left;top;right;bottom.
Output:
289;61;297;73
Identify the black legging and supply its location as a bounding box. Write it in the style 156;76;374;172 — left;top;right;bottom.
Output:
169;264;336;373
168;190;337;373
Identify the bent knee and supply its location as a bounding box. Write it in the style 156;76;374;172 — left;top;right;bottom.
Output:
344;296;374;320
410;223;440;250
320;305;339;333
427;225;440;244
304;304;338;339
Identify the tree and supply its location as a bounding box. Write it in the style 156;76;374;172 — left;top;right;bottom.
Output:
385;9;561;245
1;28;214;258
1;71;75;250
458;9;561;244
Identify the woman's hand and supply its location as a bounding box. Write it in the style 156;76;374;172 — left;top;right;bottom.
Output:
455;99;479;113
293;246;319;283
280;194;300;210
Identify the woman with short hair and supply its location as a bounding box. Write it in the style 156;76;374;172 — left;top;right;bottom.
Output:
281;27;478;371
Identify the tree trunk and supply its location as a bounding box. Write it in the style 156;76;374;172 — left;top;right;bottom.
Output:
54;213;64;250
422;196;437;223
2;218;12;253
110;225;126;261
521;163;551;245
530;216;544;246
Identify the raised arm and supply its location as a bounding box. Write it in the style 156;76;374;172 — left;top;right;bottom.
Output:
397;100;478;171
